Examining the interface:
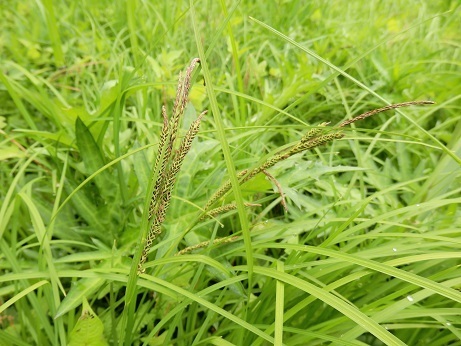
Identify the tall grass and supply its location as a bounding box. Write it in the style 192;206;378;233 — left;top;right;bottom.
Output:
1;1;460;345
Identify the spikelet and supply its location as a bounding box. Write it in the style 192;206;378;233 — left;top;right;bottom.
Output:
138;58;204;274
159;111;206;215
339;101;434;127
149;106;170;219
203;169;248;211
175;235;239;256
200;202;261;221
289;132;345;155
300;122;329;143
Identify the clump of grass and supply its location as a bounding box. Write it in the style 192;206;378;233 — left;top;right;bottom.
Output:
1;2;459;345
137;61;434;270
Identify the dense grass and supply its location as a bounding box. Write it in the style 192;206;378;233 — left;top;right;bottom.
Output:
1;0;460;345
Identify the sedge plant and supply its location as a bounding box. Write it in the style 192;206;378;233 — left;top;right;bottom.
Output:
136;58;435;273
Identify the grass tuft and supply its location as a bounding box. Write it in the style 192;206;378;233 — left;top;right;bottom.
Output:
1;1;460;345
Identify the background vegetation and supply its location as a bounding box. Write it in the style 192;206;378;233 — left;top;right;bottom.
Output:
1;0;460;345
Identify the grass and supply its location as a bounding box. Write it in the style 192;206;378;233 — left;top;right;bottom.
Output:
1;0;460;345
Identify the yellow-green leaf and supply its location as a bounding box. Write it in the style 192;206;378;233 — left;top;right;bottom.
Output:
68;300;108;346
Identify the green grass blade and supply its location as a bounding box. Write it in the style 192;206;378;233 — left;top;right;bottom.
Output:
274;261;285;346
0;71;37;130
75;117;116;197
190;0;254;291
41;0;64;66
0;280;49;314
258;243;461;304
250;266;406;346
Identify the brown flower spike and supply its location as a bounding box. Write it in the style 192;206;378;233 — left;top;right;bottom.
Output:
138;58;206;274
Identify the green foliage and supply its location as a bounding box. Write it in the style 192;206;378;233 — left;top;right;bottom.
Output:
1;1;460;345
68;300;109;346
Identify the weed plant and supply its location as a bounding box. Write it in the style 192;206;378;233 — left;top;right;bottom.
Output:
0;1;460;345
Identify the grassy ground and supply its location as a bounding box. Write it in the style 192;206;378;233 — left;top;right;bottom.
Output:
1;0;460;345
